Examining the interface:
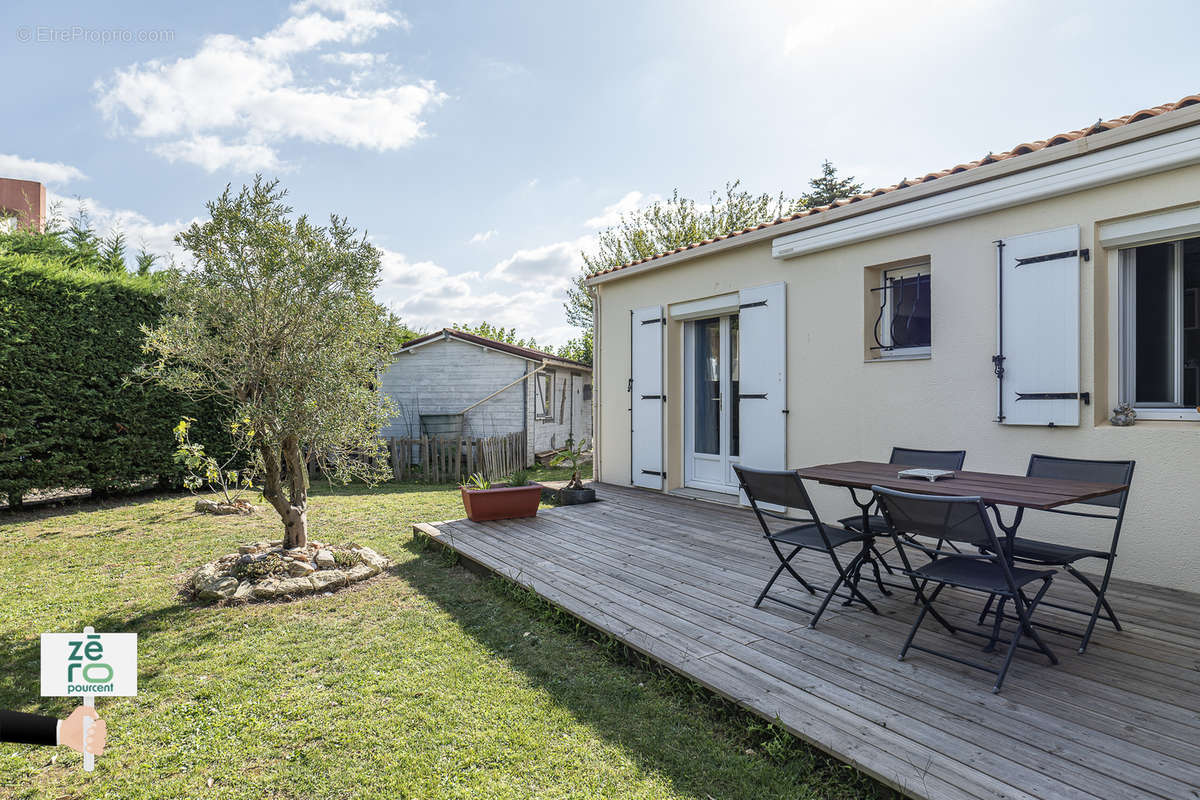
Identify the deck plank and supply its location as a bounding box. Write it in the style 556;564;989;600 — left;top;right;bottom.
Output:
414;483;1200;800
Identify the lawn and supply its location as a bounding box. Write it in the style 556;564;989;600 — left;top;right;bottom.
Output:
0;475;893;800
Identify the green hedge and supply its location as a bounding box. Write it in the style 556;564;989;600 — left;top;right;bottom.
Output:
0;255;227;503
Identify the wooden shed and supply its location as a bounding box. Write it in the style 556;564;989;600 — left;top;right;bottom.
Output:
379;328;592;465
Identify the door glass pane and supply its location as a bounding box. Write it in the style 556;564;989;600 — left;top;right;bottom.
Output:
729;316;740;457
1134;242;1174;403
693;318;720;454
1184;238;1200;407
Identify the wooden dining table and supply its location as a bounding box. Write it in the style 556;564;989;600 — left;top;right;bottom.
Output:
791;460;1131;614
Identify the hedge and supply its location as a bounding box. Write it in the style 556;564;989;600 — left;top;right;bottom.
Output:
0;255;228;504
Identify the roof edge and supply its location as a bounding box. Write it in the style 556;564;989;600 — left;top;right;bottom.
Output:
587;97;1200;287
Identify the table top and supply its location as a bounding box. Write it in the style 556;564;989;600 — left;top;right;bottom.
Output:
794;460;1128;510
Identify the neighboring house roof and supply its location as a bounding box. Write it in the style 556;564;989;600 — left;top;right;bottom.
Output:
588;92;1200;281
395;328;591;370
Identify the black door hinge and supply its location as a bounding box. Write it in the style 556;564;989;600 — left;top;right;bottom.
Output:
1014;391;1090;405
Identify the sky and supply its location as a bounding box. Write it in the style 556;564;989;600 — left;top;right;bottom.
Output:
2;0;1198;347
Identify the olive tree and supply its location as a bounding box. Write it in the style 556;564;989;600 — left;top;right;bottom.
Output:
143;177;394;548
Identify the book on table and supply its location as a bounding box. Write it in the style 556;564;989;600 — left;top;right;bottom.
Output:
897;468;956;482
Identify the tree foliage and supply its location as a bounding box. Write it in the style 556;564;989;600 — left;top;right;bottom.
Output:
451;321;543;351
564;166;864;334
0;255;229;505
143;177;395;548
800;159;865;209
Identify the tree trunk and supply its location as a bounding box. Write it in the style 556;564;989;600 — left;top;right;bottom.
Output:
260;437;309;549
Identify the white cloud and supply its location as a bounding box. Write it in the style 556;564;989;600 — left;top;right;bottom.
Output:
152;136;285;173
94;0;444;172
584;190;654;228
486;236;592;285
0;154;87;185
468;229;497;244
320;51;387;68
48;191;193;265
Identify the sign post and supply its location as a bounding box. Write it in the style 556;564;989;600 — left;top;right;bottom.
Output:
40;626;137;771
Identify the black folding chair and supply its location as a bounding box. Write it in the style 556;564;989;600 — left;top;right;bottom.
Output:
733;465;876;628
874;485;1058;693
977;454;1135;654
839;447;967;535
838;447;967;595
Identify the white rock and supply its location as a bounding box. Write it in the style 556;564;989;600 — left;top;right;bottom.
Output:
287;560;316;577
276;576;315;596
252;579;280;599
198;576;238;600
232;581;254;601
314;549;336;569
310;570;347;591
346;564;375;583
191;564;225;591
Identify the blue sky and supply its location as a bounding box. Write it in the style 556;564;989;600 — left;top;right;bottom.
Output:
2;0;1198;346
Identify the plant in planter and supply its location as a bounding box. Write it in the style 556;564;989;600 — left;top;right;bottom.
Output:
459;471;543;522
549;437;595;505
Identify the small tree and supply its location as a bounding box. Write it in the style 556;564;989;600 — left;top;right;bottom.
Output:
143;177;394;548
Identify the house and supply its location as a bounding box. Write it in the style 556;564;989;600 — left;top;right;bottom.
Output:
586;92;1200;592
379;328;592;463
0;177;46;232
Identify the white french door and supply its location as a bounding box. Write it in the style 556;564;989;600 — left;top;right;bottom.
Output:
684;315;741;493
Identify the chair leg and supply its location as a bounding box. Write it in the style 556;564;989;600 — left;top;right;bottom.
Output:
983;596;1007;653
754;542;814;608
811;550;875;628
1065;563;1121;653
900;583;945;660
1015;579;1058;665
771;541;817;594
992;603;1024;694
978;593;996;625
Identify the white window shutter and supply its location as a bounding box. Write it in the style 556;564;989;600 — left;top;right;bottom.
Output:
997;225;1082;426
737;282;787;471
631;306;664;489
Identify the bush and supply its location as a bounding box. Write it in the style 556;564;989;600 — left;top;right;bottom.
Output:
0;255;228;503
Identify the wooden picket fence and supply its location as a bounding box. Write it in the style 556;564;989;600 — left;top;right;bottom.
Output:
386;432;526;484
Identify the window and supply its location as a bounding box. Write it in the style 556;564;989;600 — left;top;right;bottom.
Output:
0;215;16;234
535;371;554;419
867;260;931;359
1120;236;1200;418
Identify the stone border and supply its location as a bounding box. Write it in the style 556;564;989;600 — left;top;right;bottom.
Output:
189;540;393;603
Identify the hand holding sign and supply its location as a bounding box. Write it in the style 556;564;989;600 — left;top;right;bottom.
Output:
41;626;136;771
61;706;106;756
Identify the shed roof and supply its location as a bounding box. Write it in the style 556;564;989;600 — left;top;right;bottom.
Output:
395;328;591;370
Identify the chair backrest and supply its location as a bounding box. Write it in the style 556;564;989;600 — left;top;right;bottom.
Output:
733;466;819;525
889;447;967;471
872;486;1001;557
1025;454;1135;510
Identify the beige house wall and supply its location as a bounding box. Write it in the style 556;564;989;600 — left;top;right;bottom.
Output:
593;163;1200;591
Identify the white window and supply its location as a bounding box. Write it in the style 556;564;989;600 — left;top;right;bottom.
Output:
0;215;16;234
1120;235;1200;420
872;261;931;358
535;371;554;419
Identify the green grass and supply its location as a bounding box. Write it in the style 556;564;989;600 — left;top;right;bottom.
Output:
0;482;893;800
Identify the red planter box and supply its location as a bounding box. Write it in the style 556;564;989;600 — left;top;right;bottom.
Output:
460;484;543;522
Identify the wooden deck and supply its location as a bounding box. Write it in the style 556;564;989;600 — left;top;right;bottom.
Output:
415;484;1200;800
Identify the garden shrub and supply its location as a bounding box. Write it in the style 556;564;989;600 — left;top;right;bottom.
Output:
0;254;228;503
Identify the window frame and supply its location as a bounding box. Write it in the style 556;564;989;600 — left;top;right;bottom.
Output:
874;261;932;360
1118;239;1200;420
535;370;554;420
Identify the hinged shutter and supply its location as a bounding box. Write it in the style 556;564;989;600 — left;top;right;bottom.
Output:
996;225;1082;426
738;282;787;474
631;306;664;489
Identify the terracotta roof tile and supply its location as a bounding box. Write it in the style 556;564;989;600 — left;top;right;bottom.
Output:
592;92;1200;278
